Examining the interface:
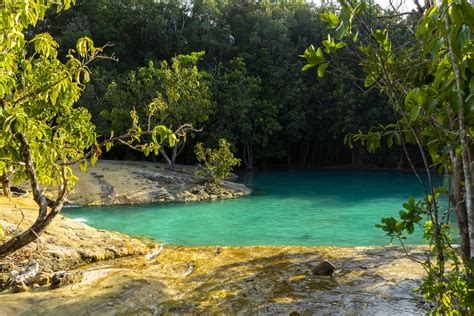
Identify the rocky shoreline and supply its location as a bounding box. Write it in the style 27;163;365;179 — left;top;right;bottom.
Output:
0;160;252;294
0;196;428;315
66;160;251;205
1;238;428;315
0;163;428;315
0;197;150;292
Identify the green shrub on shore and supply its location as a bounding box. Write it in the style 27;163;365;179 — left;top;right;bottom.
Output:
195;139;240;183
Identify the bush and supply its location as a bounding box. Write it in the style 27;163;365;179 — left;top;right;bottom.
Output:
195;139;241;183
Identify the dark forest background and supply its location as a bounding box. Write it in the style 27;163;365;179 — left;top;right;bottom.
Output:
38;0;416;169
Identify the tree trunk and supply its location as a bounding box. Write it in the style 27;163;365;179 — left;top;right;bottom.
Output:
0;134;68;257
0;200;66;257
287;143;292;167
452;153;471;259
243;143;254;169
447;20;474;258
351;145;363;167
159;147;173;169
300;142;310;167
1;172;12;198
397;149;405;169
170;140;186;168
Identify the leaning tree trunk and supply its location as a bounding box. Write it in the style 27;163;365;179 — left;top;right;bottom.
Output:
0;134;68;258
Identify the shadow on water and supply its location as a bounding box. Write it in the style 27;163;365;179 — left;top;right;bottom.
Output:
237;169;446;202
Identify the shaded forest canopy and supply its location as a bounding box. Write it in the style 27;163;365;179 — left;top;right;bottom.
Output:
38;0;411;168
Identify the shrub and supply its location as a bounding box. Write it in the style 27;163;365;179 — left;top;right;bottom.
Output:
195;139;240;183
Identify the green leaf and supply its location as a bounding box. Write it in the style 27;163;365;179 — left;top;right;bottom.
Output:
301;64;315;71
450;4;464;24
364;74;375;87
353;31;359;43
335;42;347;49
105;141;112;152
79;160;88;172
91;152;98;166
427;140;439;158
317;63;329;77
76;37;94;57
320;11;340;27
456;24;470;53
410;105;421;123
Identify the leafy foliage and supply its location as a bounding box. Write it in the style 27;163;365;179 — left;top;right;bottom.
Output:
43;0;392;168
195;139;240;183
99;51;211;166
0;0;177;256
302;0;474;312
209;58;281;168
1;0;99;188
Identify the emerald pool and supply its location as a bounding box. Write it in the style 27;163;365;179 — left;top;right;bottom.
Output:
63;170;445;246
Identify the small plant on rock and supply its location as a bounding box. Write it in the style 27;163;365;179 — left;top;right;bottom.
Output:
195;139;240;183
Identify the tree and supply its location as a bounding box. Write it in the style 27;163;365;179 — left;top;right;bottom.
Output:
302;0;474;312
100;52;212;168
209;57;281;168
195;138;241;183
0;0;180;257
41;0;393;168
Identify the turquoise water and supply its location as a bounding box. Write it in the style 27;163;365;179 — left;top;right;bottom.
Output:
63;170;444;246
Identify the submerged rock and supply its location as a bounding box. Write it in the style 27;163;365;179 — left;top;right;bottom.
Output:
313;260;336;276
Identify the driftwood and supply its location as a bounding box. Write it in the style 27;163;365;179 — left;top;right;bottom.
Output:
145;244;164;260
182;262;195;277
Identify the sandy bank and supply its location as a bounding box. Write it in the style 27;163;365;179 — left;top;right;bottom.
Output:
67;160;251;205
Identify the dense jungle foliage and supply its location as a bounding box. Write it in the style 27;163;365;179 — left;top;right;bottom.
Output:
35;0;403;169
1;0;473;312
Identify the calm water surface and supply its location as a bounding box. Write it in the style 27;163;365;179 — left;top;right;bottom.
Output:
64;170;445;246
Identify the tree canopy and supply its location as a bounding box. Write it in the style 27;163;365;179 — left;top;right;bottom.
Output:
41;0;393;168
